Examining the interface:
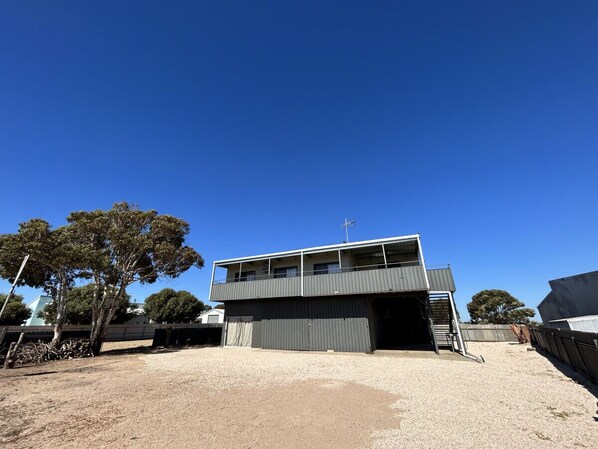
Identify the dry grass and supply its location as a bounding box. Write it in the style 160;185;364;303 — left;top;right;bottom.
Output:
1;342;597;449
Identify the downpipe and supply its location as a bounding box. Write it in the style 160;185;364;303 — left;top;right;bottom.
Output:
456;337;485;363
460;350;485;363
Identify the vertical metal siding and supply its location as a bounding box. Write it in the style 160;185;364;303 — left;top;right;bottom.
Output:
211;276;301;301
309;297;371;352
427;268;456;292
262;297;371;352
211;266;427;302
230;297;372;353
303;265;427;297
262;298;310;350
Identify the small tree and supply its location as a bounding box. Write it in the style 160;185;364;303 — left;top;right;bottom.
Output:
40;284;134;325
0;293;32;325
467;289;535;324
144;288;206;323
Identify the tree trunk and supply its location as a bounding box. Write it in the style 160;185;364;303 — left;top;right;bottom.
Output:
50;281;68;348
89;286;121;355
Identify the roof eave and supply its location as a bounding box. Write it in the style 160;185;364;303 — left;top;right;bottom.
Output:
213;234;420;266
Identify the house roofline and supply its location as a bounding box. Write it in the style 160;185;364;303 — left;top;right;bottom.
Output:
213;234;420;266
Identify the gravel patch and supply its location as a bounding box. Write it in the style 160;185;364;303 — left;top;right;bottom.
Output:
1;342;596;448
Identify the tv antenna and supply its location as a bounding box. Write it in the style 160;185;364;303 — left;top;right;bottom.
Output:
340;218;355;243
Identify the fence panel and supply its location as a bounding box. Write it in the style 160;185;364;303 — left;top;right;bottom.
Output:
0;323;222;351
459;324;518;342
530;326;598;384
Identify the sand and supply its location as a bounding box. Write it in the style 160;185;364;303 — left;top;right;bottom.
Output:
1;342;596;448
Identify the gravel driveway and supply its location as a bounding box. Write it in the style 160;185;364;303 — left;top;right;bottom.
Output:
1;342;596;448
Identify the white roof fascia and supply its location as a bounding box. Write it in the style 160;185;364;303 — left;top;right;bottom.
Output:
550;315;598;322
200;308;224;317
213;234;420;266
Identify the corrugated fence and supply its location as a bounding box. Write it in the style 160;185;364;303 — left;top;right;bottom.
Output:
0;323;222;350
530;326;598;384
460;324;518;342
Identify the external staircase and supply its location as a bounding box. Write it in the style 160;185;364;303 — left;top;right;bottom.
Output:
427;291;466;354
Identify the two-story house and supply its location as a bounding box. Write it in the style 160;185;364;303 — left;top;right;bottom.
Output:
209;234;465;354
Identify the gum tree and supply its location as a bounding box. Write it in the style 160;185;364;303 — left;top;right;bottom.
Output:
39;284;134;325
467;289;535;324
68;203;204;354
0;220;84;346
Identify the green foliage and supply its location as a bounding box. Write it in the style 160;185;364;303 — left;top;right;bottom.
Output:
144;288;206;323
214;304;225;310
0;219;86;291
66;202;204;352
0;203;204;352
467;289;535;324
0;219;87;345
0;293;32;325
39;284;134;325
67;202;205;287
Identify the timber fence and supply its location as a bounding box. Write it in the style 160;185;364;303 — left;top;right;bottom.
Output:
530;326;598;384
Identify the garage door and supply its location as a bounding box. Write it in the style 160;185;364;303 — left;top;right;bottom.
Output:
225;316;253;347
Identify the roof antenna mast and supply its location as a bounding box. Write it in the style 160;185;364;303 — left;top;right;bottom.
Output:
340;218;355;243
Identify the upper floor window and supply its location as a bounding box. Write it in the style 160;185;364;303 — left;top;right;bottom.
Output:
234;271;256;282
313;262;340;275
274;266;298;278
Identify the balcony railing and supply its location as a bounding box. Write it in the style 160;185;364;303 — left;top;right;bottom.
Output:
212;260;421;284
210;263;429;302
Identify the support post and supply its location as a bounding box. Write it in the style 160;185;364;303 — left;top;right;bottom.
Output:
338;249;342;271
208;263;216;301
416;235;431;291
381;244;388;268
300;251;304;296
448;291;466;353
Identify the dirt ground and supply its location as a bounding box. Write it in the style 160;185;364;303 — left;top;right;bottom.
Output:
1;342;597;449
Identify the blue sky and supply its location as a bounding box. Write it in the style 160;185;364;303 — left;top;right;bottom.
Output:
1;1;597;318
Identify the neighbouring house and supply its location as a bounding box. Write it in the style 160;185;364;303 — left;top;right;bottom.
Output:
125;303;149;325
538;270;598;330
24;295;53;326
209;235;465;354
197;308;225;324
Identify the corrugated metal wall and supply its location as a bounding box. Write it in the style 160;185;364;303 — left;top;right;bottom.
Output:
211;276;300;301
308;297;371;352
303;265;427;296
212;266;428;302
262;299;310;350
427;268;456;292
225;297;372;353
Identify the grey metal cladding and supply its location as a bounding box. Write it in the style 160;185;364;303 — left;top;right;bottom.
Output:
211;276;300;301
262;298;310;350
304;265;427;297
259;297;371;352
308;297;371;353
427;268;456;292
211;266;427;302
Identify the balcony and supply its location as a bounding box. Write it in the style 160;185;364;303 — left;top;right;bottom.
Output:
210;263;430;302
210;275;301;302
